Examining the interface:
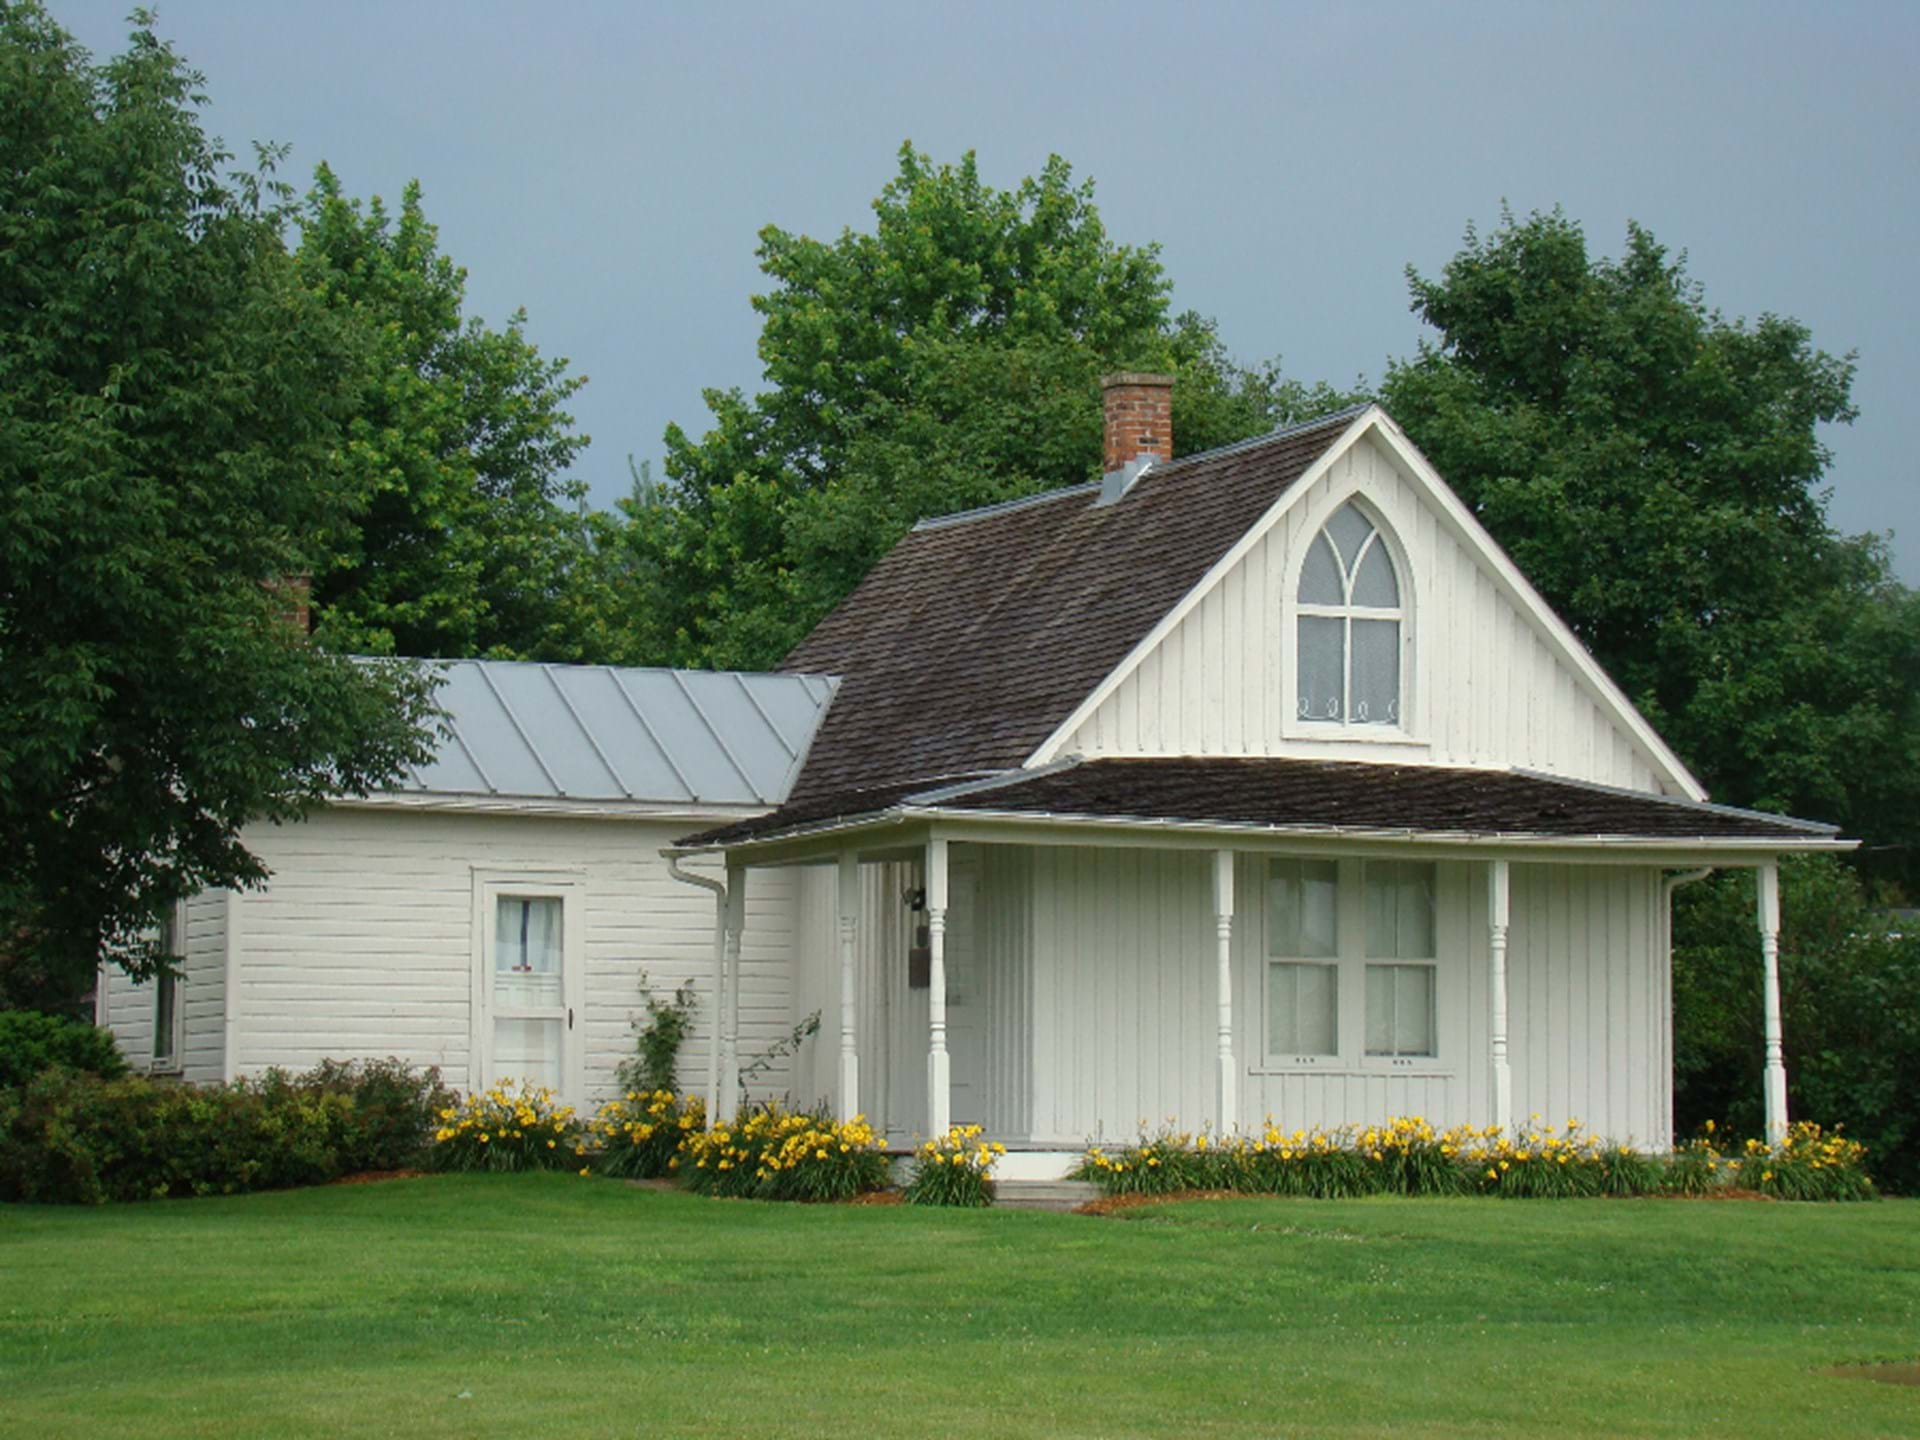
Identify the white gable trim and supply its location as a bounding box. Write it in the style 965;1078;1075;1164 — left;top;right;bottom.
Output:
1025;407;1706;801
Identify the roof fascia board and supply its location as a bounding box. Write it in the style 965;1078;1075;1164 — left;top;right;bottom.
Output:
332;793;771;823
895;806;1853;861
1026;406;1379;766
1363;412;1707;800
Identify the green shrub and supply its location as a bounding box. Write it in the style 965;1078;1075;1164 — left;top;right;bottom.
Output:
0;1009;127;1088
264;1058;453;1172
591;1088;704;1179
0;1058;452;1204
430;1081;586;1173
680;1105;891;1202
1664;1125;1728;1197
0;1068;356;1203
904;1125;1002;1207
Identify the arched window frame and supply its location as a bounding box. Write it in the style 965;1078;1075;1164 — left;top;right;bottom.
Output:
1284;494;1419;740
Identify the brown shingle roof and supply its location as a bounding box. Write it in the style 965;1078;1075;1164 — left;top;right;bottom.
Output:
680;756;1840;849
778;408;1367;801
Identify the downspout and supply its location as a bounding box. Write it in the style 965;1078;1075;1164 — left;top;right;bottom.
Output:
1661;868;1713;1150
665;853;728;1127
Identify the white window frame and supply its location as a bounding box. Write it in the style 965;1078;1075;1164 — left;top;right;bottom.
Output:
149;901;186;1075
1256;858;1454;1079
1281;492;1422;746
469;869;587;1105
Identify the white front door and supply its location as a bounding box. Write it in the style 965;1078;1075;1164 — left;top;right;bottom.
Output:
473;873;585;1103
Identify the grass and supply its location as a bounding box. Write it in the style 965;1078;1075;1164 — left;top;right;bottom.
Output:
2;1177;1917;1438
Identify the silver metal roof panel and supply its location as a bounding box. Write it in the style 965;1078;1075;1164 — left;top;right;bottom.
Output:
394;659;839;807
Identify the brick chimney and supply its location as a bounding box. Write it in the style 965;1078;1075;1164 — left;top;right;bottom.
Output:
264;574;312;635
1101;372;1174;472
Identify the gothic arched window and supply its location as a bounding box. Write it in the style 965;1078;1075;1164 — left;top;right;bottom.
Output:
1296;501;1403;725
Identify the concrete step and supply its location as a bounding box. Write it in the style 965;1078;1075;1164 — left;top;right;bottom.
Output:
994;1179;1101;1212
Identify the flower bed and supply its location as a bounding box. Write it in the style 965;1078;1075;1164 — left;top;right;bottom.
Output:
590;1088;704;1178
679;1104;891;1202
903;1124;1004;1207
1073;1116;1875;1202
431;1082;585;1173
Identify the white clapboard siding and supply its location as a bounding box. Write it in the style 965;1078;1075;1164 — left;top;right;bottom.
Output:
100;891;228;1081
1064;433;1668;793
227;808;795;1109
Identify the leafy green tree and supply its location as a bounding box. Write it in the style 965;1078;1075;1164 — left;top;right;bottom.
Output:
1381;209;1920;880
0;3;439;1005
1673;860;1920;1191
601;145;1358;669
294;166;603;661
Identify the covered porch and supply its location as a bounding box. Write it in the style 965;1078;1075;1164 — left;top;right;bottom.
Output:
672;758;1846;1174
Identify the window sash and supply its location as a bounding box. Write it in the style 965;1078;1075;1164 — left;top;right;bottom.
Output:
1267;961;1340;1058
1365;963;1437;1057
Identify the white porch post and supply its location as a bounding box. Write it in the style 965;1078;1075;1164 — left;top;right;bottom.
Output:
926;836;952;1137
1488;858;1512;1134
836;852;861;1123
1757;859;1789;1142
1212;849;1237;1132
719;862;745;1124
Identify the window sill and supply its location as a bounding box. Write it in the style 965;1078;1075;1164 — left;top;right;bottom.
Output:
147;1062;184;1079
1249;1063;1456;1081
1281;722;1427;747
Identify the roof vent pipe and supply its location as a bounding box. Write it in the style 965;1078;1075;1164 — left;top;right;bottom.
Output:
1095;372;1173;506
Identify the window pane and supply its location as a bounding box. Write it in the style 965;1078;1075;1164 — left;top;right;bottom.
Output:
1297;615;1345;721
493;1017;563;1089
153;974;176;1062
496;897;564;1009
1325;503;1375;576
1365;862;1436;958
1351;535;1400;608
1365;964;1437;1057
1396;965;1436;1055
1364;965;1393;1054
1268;858;1337;957
1298;533;1344;605
1351;618;1400;725
1269;962;1338;1056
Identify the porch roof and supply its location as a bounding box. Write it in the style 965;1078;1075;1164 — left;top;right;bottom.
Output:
677;755;1846;853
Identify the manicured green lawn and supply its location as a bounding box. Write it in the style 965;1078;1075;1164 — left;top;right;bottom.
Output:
2;1177;1916;1438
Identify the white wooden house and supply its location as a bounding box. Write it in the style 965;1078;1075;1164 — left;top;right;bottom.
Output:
101;377;1849;1175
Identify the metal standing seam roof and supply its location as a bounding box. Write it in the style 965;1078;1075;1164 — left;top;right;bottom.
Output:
392;659;840;807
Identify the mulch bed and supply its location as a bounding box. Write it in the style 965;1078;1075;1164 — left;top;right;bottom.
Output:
1074;1188;1778;1215
331;1169;429;1186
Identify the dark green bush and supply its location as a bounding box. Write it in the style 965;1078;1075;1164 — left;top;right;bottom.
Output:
0;1059;449;1204
0;1010;127;1089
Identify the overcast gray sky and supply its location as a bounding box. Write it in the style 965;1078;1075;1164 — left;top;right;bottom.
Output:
54;0;1920;580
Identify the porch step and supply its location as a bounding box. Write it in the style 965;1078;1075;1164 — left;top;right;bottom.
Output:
993;1179;1100;1212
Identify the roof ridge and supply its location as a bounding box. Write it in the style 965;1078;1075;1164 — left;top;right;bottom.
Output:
375;655;837;684
912;480;1100;532
1146;402;1375;476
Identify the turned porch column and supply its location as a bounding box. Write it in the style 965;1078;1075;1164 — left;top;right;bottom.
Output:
926;835;952;1137
1212;849;1237;1132
719;862;745;1124
1488;858;1512;1134
836;852;861;1123
1757;859;1789;1142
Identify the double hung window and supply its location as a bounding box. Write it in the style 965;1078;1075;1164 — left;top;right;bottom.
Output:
1264;859;1440;1069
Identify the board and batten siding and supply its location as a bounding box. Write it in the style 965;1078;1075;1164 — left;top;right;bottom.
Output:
1013;845;1669;1148
789;844;1035;1142
1062;433;1667;793
100;890;228;1082
218;808;796;1107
